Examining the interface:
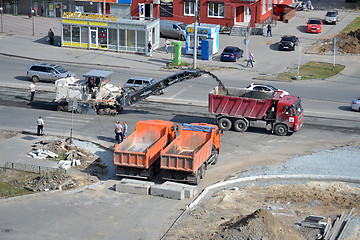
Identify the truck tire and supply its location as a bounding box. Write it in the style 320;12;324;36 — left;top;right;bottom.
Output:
191;169;201;185
218;118;232;131
200;164;206;179
274;123;288;136
211;145;219;165
234;119;248;132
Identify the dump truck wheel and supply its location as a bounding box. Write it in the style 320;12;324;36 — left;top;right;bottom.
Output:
192;169;201;185
274;123;288;136
234;119;248;132
211;146;219;165
200;164;206;179
218;118;232;131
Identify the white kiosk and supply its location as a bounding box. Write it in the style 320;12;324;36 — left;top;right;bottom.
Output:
185;23;219;55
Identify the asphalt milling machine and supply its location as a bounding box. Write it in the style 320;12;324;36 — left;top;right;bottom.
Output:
54;69;224;115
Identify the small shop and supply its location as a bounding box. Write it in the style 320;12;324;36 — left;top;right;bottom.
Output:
61;12;160;55
185;23;219;56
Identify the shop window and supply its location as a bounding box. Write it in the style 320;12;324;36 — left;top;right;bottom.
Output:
184;1;195;16
63;24;71;42
98;28;108;48
72;26;80;43
137;30;146;52
119;29;126;51
108;29;117;51
128;30;136;52
81;27;88;44
208;2;224;18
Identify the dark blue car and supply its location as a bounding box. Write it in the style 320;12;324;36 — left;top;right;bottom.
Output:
220;46;244;62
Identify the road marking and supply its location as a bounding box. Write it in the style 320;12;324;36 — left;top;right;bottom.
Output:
170;84;193;98
45;116;91;123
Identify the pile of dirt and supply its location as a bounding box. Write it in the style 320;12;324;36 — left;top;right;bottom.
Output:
166;182;360;240
212;209;305;240
30;138;107;189
316;29;360;54
25;169;75;191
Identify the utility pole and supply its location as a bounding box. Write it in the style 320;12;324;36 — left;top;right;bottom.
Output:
192;0;198;69
103;0;106;14
32;9;34;36
0;0;3;33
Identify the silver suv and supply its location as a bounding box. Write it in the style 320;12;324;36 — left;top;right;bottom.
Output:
26;63;76;82
123;77;165;94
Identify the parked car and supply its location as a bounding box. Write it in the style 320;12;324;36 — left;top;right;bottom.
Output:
245;83;290;96
306;18;322;33
220;46;244;62
27;63;76;82
279;35;299;51
160;20;187;41
351;97;360;111
324;10;338;25
123;77;165;95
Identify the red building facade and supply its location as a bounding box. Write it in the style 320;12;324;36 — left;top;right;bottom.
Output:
132;0;294;27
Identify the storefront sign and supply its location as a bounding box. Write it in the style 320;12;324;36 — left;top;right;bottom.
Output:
62;12;118;22
186;27;210;34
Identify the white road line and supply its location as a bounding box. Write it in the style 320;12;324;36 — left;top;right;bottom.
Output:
170;84;193;99
45;116;91;123
44;120;85;125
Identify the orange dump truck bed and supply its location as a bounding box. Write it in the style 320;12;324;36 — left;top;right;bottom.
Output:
161;123;221;184
113;120;176;179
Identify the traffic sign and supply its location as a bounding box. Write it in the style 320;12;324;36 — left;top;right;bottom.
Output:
331;46;338;52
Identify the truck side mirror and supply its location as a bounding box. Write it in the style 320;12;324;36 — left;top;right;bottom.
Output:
176;125;179;132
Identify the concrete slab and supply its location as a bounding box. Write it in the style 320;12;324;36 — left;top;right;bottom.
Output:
115;183;151;195
163;181;198;198
150;185;185;200
114;178;155;195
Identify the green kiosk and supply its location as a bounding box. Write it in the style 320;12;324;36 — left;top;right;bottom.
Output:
171;41;182;64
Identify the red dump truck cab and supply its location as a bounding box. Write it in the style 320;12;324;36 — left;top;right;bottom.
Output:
209;86;304;136
113;120;176;179
275;94;304;134
160;123;222;185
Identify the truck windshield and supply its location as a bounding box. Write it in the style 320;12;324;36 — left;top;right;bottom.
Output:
293;102;303;116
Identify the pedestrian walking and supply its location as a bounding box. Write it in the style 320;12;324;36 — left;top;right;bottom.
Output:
37;116;44;136
114;121;123;144
246;52;254;68
165;39;170;53
123;122;128;139
266;24;272;37
306;0;313;10
148;41;152;57
48;28;54;45
29;81;36;101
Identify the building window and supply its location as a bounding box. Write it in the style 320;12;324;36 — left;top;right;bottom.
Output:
63;24;71;42
274;0;278;3
208;2;224;18
262;0;266;14
184;1;195;16
268;0;272;10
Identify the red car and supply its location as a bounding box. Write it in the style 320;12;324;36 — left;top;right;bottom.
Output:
307;18;322;33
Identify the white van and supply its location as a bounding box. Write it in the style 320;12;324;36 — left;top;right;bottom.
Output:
160;20;187;41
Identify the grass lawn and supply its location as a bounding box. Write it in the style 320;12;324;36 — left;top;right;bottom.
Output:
341;16;360;34
0;168;38;198
275;62;345;80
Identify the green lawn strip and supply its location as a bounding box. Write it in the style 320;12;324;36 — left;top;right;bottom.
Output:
0;169;38;198
341;16;360;34
275;62;345;80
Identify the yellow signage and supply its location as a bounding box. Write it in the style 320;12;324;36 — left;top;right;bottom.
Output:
63;12;118;22
186;27;210;34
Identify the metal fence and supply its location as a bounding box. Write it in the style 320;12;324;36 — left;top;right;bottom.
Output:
3;162;60;174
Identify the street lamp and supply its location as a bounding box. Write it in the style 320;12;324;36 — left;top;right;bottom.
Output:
31;9;34;36
192;0;198;69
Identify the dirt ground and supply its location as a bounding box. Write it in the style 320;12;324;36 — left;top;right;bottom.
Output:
166;182;360;240
314;29;360;54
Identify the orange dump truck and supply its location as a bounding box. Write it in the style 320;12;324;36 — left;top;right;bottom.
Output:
160;123;222;185
113;120;176;179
